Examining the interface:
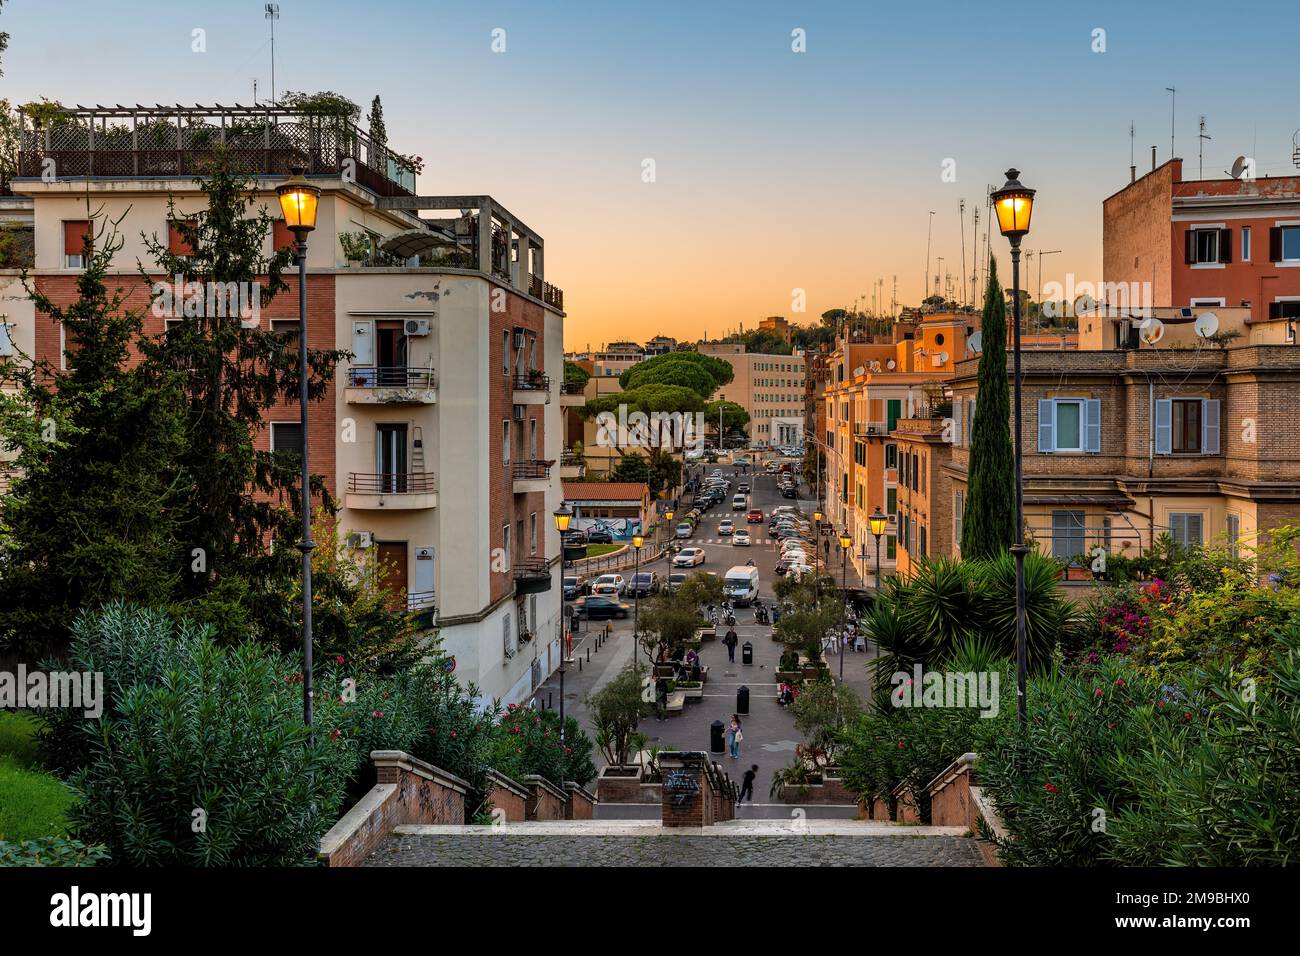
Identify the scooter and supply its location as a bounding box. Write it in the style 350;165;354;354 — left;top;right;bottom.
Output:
754;603;770;625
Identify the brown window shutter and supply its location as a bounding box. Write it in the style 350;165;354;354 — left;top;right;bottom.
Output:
1218;228;1232;263
63;220;91;257
1184;229;1195;264
168;220;194;256
1270;227;1283;262
273;219;295;253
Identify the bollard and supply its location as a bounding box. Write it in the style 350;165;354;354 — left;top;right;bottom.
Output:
587;646;591;662
548;692;553;709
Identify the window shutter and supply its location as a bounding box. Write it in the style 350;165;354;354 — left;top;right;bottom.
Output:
1037;399;1054;452
63;220;91;257
1169;513;1185;543
0;319;12;357
273;219;295;253
1184;229;1196;264
951;398;962;447
1218;228;1232;263
1270;227;1283;263
1201;399;1220;455
1154;399;1173;455
1270;301;1283;320
1085;399;1101;453
966;399;975;446
168;220;195;256
1188;513;1204;546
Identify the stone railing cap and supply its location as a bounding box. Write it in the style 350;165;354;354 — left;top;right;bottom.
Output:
370;750;470;794
522;774;567;800
563;781;598;802
484;768;531;799
924;752;979;796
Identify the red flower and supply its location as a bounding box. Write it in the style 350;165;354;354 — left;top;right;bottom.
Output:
513;724;521;733
1114;677;1126;688
450;730;457;738
508;703;518;712
335;655;344;665
1094;688;1103;697
1107;722;1116;729
897;740;904;749
1044;783;1057;793
330;728;340;740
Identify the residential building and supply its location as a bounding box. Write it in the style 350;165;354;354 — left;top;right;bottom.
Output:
5;103;566;705
697;341;808;446
757;315;793;343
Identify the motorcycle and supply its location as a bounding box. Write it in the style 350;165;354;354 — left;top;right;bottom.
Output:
754;603;770;625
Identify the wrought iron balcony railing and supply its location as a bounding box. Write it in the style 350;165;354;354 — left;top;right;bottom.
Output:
512;459;554;480
512;557;551;583
347;366;436;389
512;372;550;391
348;472;437;494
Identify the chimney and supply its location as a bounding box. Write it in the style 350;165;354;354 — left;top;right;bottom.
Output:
1130;164;1136;184
1151;145;1157;171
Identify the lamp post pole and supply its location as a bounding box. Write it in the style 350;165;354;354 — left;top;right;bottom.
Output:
990;169;1036;727
838;531;851;682
553;503;574;740
632;533;644;664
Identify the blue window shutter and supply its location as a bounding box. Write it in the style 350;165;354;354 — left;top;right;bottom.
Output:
1155;400;1173;455
1037;399;1054;452
1202;399;1220;454
1085;399;1101;453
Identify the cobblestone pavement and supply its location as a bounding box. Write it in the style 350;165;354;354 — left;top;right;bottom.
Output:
363;832;986;867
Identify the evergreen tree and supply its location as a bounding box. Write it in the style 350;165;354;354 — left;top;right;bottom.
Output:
0;217;193;658
136;151;346;649
367;95;386;155
961;257;1017;560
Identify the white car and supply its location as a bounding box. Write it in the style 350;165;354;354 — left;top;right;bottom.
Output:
592;573;626;596
786;562;814;580
718;519;734;536
732;530;751;546
673;547;706;567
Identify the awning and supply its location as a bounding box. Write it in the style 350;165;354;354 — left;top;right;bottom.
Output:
379;228;458;259
1024;494;1134;509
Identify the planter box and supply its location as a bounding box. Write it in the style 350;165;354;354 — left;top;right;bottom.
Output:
677;682;704;700
775;670;802;684
776;775;857;804
695;627;716;641
1066;566;1094;581
596;765;661;804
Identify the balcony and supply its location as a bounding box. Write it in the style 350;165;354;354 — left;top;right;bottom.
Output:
512;372;551;405
346;472;437;510
560;449;585;479
15;104;416;198
512;459;554;494
527;272;565;311
558;380;586;407
406;590;437;630
512;557;553;595
344;366;437;405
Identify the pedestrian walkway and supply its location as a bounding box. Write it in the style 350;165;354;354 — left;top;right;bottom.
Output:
363;820;987;867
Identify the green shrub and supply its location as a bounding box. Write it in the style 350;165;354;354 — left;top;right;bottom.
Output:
482;705;596;788
0;837;108;867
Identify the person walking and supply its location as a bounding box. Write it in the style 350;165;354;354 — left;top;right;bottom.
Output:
722;627;739;663
654;676;668;721
738;764;758;803
726;714;743;759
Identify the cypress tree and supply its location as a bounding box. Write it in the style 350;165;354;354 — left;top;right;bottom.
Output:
961;257;1017;560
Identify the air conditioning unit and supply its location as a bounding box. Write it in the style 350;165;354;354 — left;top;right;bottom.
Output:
346;531;374;549
513;404;526;421
405;319;432;336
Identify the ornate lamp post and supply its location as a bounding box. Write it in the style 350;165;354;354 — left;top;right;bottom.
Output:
868;509;888;594
276;167;321;739
813;509;824;579
553;503;573;737
990;168;1036;725
631;531;645;665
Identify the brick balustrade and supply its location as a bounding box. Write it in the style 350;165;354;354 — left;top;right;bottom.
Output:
484;768;531;823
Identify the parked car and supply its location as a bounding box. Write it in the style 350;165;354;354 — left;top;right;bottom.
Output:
585;528;614;544
562;575;589;599
732;529;751;546
781;487;798;499
562;529;589;546
667;572;689;590
673;547;707;567
746;509;764;523
737;481;750;494
718;519;734;536
676;522;694;539
627;571;661;597
573;595;630;620
592;573;626;596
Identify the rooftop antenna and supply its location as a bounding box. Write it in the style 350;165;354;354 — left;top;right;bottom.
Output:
1165;86;1176;161
1198;116;1211;180
252;78;258;106
959;198;967;308
924;211;936;300
1129;121;1136;182
265;4;280;104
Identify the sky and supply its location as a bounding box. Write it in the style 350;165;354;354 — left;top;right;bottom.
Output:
3;0;1298;349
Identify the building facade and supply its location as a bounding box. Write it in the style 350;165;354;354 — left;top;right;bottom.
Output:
697;342;807;447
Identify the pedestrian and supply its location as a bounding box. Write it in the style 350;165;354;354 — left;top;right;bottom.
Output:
738;764;758;803
723;628;739;663
655;676;668;721
726;714;743;758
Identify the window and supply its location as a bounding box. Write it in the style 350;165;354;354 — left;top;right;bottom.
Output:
1226;513;1240;559
1171;399;1201;454
1051;510;1086;562
954;491;964;546
272;219;296;254
0;317;12;357
1270;224;1300;262
529;512;537;555
270;422;304;457
503;612;516;659
502;331;511;376
1155;398;1219;455
886;487;897;514
1242;226;1251;262
1185;226;1229;265
63;220;91;269
1038;398;1100;454
502;525;512;571
167;219;196;257
529;418;538;459
502;421;511;464
1169;512;1204;548
918;525;927;557
886;535;896;560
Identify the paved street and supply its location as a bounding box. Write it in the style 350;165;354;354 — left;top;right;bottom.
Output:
539;462;879;816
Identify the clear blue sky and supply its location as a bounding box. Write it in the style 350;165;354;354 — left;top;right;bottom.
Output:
3;0;1297;345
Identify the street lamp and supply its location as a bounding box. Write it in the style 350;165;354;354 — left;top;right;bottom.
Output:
632;532;645;665
837;530;852;681
553;503;573;737
276;166;321;739
813;509;824;578
869;509;887;595
991;168;1036;725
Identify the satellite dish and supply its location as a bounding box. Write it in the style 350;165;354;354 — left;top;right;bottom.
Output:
1194;312;1220;337
1229;156;1247;179
969;331;983;354
1138;317;1165;345
886;359;896;370
938;350;950;364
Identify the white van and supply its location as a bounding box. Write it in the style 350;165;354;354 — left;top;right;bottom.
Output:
732;493;749;511
723;565;760;606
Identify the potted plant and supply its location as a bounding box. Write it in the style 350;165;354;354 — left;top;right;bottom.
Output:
589;664;652;791
339;231;371;267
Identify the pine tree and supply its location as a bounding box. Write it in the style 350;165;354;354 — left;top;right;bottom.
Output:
367;95;387;155
961;257;1017;560
0;216;193;659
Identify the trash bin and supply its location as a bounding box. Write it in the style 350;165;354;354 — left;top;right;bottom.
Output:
737;685;750;715
710;719;726;754
741;641;753;666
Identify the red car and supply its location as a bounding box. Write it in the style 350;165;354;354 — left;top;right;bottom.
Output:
746;509;764;523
